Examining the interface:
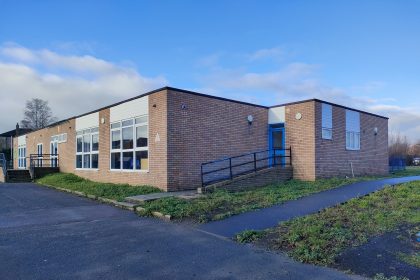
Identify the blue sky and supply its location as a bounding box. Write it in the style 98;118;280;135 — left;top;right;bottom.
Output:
1;0;420;140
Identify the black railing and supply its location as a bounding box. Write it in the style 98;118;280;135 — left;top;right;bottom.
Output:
29;154;59;169
201;148;292;187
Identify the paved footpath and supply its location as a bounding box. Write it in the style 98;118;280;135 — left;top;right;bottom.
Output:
199;176;420;238
0;183;361;280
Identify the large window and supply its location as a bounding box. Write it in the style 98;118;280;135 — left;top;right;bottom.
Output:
321;103;333;140
346;110;360;150
76;127;99;169
110;115;148;171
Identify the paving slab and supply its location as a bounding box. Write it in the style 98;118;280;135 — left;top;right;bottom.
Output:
199;176;420;238
125;190;198;203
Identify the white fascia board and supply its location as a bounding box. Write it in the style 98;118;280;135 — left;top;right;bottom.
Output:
110;96;148;123
268;106;285;124
76;112;99;131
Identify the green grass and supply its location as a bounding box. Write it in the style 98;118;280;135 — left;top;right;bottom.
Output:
373;274;409;280
236;230;265;243
398;252;420;268
253;181;420;266
389;166;420;177
140;177;379;223
140;167;420;223
36;173;161;201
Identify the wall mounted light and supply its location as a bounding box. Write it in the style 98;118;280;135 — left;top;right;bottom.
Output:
374;127;378;135
101;117;105;124
247;115;254;125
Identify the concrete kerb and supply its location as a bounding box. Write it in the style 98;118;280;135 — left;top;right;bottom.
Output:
36;183;171;219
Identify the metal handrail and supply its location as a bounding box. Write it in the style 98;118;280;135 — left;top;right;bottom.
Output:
29;154;60;169
201;147;292;187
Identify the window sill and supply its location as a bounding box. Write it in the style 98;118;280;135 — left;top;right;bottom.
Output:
346;148;360;151
109;169;149;173
75;168;99;171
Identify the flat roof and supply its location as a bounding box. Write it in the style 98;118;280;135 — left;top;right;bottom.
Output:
271;98;389;120
14;87;388;137
0;128;32;137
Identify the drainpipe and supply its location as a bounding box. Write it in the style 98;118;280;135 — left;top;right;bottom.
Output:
350;161;355;178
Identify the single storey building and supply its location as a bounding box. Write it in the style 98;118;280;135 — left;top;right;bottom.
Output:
10;87;388;191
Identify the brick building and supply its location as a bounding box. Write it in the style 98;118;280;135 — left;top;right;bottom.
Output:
9;87;388;191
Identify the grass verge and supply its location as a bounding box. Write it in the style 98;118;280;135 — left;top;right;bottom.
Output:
248;181;419;266
141;177;376;223
140;167;420;223
36;173;161;201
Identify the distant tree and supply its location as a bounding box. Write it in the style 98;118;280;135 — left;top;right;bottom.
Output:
389;133;409;157
20;98;57;129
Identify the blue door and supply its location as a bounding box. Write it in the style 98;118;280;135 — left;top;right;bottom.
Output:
269;125;285;166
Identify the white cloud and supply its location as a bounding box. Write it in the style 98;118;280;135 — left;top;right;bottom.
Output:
0;43;167;131
196;48;420;142
247;47;286;61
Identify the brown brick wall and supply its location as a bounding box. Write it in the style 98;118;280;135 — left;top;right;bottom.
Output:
166;89;269;191
74;89;169;190
11;89;389;190
15;119;76;172
284;101;316;180
315;101;389;178
0;167;4;182
13;89;170;191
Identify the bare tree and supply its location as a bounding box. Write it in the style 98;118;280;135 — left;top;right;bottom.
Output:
20;98;57;129
389;133;410;157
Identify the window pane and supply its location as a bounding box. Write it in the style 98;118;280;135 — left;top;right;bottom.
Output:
76;155;82;168
111;123;120;129
77;137;83;153
135;116;148;124
112;130;121;149
135;151;148;170
91;127;99;133
83;154;90;168
83;135;90;152
322;128;332;140
122;119;134;127
111;152;121;169
91;154;99;169
92;134;99;151
122;127;133;149
136;125;148;148
122;151;134;169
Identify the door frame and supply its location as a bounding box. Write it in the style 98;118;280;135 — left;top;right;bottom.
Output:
50;140;58;167
37;143;43;167
268;124;286;166
18;145;26;169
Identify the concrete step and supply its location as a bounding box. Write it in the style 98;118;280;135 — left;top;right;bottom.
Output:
6;169;32;183
125;190;199;204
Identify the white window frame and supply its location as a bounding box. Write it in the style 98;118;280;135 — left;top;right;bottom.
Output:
110;115;149;172
321;103;333;140
18;145;26;169
75;127;99;170
37;143;43;167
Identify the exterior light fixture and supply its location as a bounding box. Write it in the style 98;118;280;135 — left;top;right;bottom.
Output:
101;117;105;124
295;112;302;120
374;127;378;135
247;115;254;125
